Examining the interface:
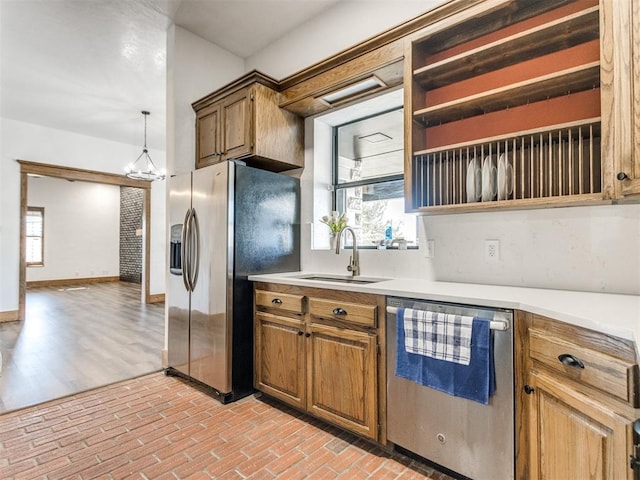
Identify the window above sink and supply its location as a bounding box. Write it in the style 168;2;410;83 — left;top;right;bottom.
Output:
314;88;418;250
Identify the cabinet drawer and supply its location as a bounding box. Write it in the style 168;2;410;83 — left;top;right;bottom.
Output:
308;298;377;327
255;290;304;314
529;328;638;405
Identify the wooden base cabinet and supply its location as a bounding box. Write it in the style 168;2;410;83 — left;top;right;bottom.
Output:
308;323;378;439
255;311;306;410
527;371;633;480
254;283;385;442
519;313;640;479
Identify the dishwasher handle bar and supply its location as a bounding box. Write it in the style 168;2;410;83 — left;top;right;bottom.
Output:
386;306;509;331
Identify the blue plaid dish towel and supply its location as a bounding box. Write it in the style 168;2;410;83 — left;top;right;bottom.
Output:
396;307;495;404
403;308;473;365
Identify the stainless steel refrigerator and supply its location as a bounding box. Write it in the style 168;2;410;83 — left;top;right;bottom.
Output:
166;160;300;403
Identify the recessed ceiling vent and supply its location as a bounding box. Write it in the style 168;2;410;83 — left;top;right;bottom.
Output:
358;132;392;143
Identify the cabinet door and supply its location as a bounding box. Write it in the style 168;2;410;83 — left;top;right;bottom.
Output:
622;0;640;195
222;87;253;160
196;103;222;168
527;371;633;480
255;311;305;410
307;323;378;440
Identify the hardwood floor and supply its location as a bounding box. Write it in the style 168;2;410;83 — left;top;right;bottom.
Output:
0;281;164;414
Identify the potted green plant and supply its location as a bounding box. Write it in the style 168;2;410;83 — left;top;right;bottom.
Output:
320;211;348;248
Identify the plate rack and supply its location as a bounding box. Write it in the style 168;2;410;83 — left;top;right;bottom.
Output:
411;121;602;209
405;0;610;213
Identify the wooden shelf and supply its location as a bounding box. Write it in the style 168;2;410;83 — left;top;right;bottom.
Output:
413;6;599;90
403;0;616;214
409;194;606;215
414;62;600;126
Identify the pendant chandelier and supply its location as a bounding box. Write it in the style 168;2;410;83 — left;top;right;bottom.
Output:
125;110;165;181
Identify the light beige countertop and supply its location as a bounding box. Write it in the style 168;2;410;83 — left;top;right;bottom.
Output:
249;272;640;352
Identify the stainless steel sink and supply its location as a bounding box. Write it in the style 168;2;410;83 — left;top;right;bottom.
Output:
292;274;389;284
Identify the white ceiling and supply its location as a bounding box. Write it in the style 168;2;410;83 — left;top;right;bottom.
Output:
0;0;344;150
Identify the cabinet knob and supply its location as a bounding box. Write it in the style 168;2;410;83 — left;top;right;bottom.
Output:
617;172;629;181
297;331;303;336
332;307;348;316
305;333;311;338
524;385;535;395
558;353;585;369
271;298;282;305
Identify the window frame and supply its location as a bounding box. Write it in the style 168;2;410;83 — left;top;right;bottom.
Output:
26;206;44;267
331;107;417;249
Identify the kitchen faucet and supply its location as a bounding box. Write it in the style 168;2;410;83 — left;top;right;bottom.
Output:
335;226;360;276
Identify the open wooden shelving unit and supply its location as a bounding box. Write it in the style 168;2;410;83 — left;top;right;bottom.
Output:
405;0;608;213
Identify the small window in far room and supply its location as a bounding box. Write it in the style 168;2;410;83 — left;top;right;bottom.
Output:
333;107;418;248
26;207;44;266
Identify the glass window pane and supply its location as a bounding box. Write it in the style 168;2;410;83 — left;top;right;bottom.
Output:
336;179;417;247
26;211;43;236
336;108;404;184
26;207;44;265
26;237;42;263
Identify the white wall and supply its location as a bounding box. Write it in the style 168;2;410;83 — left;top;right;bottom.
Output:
0;118;167;314
26;176;120;282
167;25;245;176
245;0;640;296
165;26;244;345
422;205;640;295
246;1;447;79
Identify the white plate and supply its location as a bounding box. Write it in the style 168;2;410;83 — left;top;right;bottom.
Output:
481;156;496;202
466;157;482;203
497;154;514;200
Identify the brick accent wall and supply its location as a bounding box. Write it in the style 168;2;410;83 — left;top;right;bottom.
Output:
119;187;143;284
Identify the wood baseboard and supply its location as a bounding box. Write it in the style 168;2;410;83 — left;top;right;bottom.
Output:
0;310;20;323
27;276;120;288
148;293;165;304
161;349;168;369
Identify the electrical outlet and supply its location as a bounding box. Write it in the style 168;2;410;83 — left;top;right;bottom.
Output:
425;240;435;258
485;240;500;263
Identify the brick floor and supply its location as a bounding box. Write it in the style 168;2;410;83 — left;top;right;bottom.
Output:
0;373;455;479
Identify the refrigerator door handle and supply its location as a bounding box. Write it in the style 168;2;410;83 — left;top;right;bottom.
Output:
181;208;192;292
190;208;201;290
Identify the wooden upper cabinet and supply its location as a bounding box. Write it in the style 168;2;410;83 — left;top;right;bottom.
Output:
404;0;639;213
221;88;252;161
196;103;222;165
616;0;640;197
193;71;304;172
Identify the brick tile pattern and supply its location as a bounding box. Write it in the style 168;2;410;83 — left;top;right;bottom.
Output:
0;373;456;479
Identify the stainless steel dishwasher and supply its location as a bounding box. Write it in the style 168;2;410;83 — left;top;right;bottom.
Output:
386;296;514;480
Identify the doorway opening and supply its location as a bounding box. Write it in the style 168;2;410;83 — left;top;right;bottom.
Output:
17;160;154;320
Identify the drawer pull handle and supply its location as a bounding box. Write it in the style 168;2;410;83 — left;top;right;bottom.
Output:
332;307;347;316
558;353;585;369
271;298;283;305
